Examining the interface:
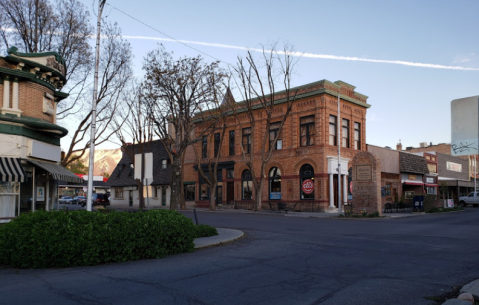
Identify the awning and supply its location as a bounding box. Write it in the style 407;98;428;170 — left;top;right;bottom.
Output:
27;159;84;183
0;157;26;182
425;183;438;187
402;179;424;186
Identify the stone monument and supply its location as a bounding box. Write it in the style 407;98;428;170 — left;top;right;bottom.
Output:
351;151;381;215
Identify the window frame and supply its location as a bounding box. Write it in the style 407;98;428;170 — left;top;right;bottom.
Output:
269;167;282;200
269;122;283;151
242;127;251;154
300;164;315;200
342;118;350;148
329;115;337;146
242;170;253;200
354;122;361;150
202;136;208;159
229;130;235;156
214;132;220;157
300;116;315;147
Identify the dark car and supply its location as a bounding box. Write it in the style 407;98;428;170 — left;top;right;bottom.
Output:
72;196;86;205
81;193;110;207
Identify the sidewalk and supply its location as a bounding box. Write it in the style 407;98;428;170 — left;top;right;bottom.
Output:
184;207;428;219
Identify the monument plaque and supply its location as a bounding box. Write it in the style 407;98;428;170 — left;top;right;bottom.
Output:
356;165;372;181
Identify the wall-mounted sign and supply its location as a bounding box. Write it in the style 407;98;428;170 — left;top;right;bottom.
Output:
356;165;372;181
426;177;434;184
447;162;462;172
302;179;314;194
270;192;281;200
408;174;417;180
36;186;45;201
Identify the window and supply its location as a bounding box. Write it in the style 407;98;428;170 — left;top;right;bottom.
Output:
184;184;195;200
200;183;209;200
153;186;158;198
269;167;282;200
242;170;253;200
354;122;361;150
229;130;235;156
214;133;220;157
227;169;234;179
114;187;124;199
161;159;167;170
269;122;283;150
242;128;251;153
300;164;314;200
329;115;337;146
202;136;207;159
300;116;315;147
427;187;437;195
342;119;349;148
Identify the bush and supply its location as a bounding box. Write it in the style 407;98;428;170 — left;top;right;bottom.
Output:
423;194;440;212
195;224;218;238
0;210;198;268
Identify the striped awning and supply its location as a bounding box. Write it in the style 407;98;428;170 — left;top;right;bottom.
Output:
27;159;84;183
0;157;26;182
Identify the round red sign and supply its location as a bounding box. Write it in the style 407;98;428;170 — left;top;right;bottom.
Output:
350;181;353;194
302;179;314;194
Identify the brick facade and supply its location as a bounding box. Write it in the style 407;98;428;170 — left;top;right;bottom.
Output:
184;80;370;211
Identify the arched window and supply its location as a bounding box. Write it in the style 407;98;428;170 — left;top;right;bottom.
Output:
242;170;253;200
300;164;314;200
269;167;282;199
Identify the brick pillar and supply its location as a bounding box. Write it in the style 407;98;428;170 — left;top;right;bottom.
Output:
2;77;9;109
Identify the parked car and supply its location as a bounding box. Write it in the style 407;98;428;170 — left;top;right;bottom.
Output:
59;196;73;204
72;196;86;205
459;192;479;207
81;193;110;207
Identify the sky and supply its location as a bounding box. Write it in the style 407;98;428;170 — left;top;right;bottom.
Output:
74;0;479;151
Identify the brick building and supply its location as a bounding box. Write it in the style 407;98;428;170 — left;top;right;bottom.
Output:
0;47;82;222
183;80;370;211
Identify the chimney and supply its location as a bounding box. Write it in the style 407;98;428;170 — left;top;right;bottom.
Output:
396;140;402;151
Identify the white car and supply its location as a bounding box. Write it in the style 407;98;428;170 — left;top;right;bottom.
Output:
459;192;479;207
59;196;74;204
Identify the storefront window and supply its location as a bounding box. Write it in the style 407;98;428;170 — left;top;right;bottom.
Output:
300;164;314;200
200;183;209;200
269;167;281;199
242;170;253;200
185;185;195;200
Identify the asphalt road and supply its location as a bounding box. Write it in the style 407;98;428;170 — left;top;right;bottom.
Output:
1;208;478;305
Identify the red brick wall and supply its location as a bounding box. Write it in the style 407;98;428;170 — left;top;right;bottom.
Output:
18;81;55;123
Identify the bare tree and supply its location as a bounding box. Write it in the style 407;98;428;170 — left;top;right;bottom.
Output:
192;89;232;211
61;21;133;168
231;45;299;211
143;45;227;210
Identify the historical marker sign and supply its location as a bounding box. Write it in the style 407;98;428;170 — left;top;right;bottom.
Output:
356;165;372;181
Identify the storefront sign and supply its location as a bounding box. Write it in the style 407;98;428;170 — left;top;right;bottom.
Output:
447;162;462;172
36;186;45;201
270;192;281;200
408;174;417;180
302;179;314;194
356;165;372;181
447;199;454;207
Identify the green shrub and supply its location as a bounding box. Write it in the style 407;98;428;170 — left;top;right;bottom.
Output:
423;194;439;212
195;224;218;238
0;210;197;268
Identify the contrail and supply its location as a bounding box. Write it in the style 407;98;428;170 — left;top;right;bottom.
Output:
3;27;477;71
122;35;479;71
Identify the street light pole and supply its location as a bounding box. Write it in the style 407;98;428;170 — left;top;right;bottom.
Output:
86;0;106;212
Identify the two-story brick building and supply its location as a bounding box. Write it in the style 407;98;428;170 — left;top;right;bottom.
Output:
183;80;371;211
0;47;82;221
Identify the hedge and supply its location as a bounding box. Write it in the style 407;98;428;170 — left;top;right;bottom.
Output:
0;210;216;268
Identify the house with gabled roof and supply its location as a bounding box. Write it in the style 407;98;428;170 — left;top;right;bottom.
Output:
106;140;172;208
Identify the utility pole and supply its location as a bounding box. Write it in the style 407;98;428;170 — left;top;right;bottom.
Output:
86;0;106;212
337;86;342;216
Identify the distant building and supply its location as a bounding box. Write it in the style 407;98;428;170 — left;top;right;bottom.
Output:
0;47;82;222
106;140;171;209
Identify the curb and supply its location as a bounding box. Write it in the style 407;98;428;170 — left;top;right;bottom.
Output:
194;228;245;249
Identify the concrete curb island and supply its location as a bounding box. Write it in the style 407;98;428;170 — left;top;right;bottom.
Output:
194;228;244;249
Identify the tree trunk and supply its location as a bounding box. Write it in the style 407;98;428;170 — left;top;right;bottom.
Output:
170;156;185;210
209;181;217;211
254;179;264;211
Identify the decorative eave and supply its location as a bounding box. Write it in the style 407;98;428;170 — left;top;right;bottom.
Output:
0;114;68;137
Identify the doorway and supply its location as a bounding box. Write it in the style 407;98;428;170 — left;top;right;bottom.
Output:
227;182;234;205
216;185;223;205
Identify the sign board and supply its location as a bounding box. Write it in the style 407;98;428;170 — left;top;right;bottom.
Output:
356;165;372;181
302;179;314;194
451;96;479;156
447;199;454;208
408;174;417;181
270;192;281;200
36;187;45;201
446;162;462;172
134;152;153;180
